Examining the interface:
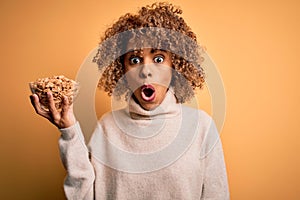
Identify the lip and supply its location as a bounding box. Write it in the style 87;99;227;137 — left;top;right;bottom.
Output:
141;84;156;102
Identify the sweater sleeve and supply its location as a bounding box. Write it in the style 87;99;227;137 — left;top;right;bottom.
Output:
59;122;95;200
200;121;230;200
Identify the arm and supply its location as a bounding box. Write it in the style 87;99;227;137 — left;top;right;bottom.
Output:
201;138;229;200
30;93;95;199
200;121;230;200
59;122;95;200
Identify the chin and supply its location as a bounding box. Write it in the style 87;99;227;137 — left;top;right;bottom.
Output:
141;103;159;111
139;98;161;111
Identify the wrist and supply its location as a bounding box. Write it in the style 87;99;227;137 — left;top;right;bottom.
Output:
57;117;76;129
59;121;79;140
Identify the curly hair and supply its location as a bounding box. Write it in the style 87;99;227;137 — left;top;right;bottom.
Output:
93;2;205;103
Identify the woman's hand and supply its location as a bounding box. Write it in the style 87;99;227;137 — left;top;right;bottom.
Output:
30;92;76;129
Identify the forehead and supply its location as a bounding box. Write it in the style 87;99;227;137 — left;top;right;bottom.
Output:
124;34;172;54
125;48;169;56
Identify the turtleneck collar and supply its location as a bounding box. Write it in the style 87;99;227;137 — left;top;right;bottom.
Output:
127;89;181;120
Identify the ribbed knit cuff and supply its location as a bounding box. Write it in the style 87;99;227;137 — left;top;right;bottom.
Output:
59;121;80;140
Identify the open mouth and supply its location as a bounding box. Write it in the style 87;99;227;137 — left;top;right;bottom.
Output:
141;84;156;102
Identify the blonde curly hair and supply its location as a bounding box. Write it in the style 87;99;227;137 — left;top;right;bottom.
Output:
93;2;205;103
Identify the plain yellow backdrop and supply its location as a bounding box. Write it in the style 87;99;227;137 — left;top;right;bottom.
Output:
0;0;299;199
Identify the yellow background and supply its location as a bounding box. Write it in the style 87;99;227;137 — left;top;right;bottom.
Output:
1;0;299;199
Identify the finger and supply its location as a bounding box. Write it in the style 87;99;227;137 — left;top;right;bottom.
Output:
61;96;76;128
30;94;42;112
30;94;41;113
29;94;51;119
61;96;70;118
47;92;60;120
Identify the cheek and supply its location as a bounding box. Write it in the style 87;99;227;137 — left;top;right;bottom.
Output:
125;68;142;91
123;62;130;73
157;67;172;87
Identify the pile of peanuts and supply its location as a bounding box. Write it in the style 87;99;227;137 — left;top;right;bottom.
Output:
29;75;79;111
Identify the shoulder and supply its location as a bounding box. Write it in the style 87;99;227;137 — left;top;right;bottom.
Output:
181;105;219;147
88;108;128;145
96;108;130;134
98;108;127;123
181;105;213;128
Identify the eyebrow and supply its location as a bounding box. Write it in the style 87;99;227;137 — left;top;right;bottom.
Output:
126;49;137;54
150;48;167;54
126;48;167;54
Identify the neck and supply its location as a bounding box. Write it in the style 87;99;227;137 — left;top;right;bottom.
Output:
127;90;180;120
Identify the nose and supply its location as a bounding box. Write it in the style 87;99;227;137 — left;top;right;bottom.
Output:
139;57;152;78
139;64;152;78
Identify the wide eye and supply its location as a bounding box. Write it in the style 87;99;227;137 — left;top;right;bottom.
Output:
130;57;141;65
153;55;164;63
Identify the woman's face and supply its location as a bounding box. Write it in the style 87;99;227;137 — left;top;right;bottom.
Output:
123;48;173;110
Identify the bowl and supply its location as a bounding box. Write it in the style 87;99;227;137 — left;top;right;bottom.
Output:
29;75;79;111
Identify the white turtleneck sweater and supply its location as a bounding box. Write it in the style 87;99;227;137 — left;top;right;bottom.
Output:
59;91;229;199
